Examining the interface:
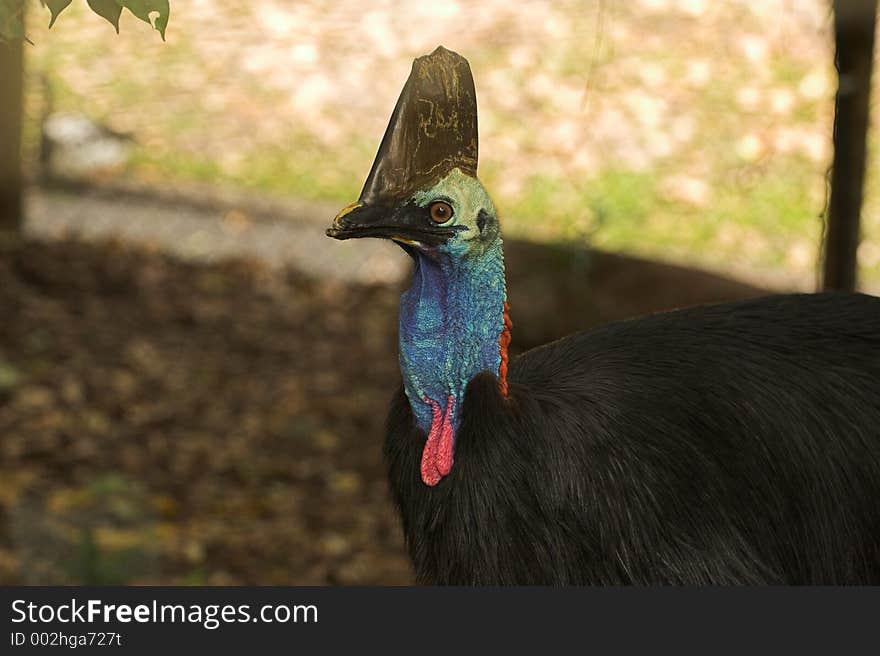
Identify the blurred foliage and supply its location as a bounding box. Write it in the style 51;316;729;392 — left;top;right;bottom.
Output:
0;0;27;40
0;359;20;399
24;1;873;291
0;0;168;41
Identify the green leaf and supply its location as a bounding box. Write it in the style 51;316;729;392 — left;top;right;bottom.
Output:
86;0;123;33
120;0;169;40
43;0;73;29
152;1;169;41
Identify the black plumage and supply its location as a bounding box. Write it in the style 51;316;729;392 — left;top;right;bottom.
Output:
385;293;880;584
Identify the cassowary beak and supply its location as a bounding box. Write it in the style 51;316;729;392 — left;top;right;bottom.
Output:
326;46;478;245
326;200;465;246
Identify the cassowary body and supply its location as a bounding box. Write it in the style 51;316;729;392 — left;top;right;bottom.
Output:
386;293;880;584
328;47;880;585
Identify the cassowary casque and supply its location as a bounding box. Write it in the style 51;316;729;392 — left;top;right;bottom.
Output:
327;46;880;585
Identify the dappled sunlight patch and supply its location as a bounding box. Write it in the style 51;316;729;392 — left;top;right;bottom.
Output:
19;0;879;290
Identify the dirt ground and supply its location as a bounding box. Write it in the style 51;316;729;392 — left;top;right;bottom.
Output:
0;236;413;585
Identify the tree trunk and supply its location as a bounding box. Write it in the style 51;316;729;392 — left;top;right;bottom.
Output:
0;2;25;235
823;0;877;292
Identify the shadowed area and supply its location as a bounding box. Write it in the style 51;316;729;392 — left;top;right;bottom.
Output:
0;237;409;584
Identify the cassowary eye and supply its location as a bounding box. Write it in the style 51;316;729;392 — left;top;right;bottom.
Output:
429;201;454;224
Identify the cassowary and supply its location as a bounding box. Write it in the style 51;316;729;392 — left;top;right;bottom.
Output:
327;47;880;585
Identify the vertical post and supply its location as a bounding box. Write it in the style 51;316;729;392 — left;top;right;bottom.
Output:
823;0;877;292
0;0;25;235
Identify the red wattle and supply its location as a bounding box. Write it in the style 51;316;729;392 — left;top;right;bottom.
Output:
420;397;443;486
420;394;456;486
436;395;455;475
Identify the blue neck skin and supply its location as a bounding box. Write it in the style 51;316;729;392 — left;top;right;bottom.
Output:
399;236;507;436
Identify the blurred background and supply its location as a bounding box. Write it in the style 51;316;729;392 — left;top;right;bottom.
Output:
0;0;877;584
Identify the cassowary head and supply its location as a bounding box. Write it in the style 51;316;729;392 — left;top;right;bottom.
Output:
326;46;499;259
327;47;509;487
